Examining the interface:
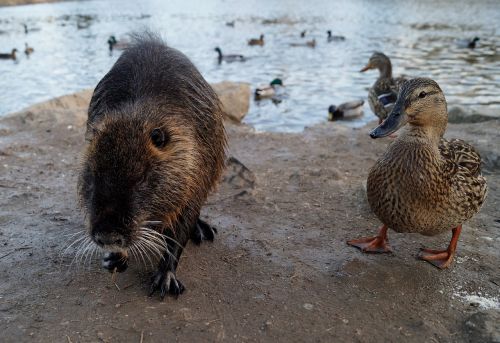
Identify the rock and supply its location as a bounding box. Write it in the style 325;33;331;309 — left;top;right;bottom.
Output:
211;81;251;123
464;310;500;343
448;106;498;124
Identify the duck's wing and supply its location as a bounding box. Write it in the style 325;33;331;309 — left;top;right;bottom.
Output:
368;78;397;120
439;138;482;178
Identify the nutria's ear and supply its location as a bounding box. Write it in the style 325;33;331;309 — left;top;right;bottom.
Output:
85;120;104;141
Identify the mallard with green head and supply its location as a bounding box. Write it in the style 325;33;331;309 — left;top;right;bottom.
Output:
361;52;406;123
347;78;487;269
255;78;284;99
328;100;364;121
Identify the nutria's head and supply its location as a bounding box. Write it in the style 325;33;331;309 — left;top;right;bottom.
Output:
78;102;206;252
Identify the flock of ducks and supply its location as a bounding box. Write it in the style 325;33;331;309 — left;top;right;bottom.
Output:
1;21;489;269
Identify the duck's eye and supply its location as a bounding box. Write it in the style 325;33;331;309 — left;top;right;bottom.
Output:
150;128;168;148
418;91;427;98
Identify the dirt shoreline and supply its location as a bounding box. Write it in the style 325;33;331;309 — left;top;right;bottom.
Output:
0;91;499;342
0;0;70;7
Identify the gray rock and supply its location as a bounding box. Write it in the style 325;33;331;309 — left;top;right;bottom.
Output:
211;81;251;123
448;106;498;124
464;310;500;343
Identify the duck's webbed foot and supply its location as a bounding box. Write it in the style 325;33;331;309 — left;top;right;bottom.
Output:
347;225;392;253
418;225;461;269
102;252;128;272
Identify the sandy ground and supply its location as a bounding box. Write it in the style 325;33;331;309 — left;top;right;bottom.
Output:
0;91;499;343
0;0;68;7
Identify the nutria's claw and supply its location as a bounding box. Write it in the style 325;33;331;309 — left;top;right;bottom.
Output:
149;271;185;299
102;252;128;273
191;219;218;245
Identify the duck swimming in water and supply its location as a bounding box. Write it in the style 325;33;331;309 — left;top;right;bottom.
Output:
327;30;345;42
361;52;407;124
328;100;364;121
0;48;17;60
255;78;284;99
347;78;487;269
214;47;246;63
248;34;265;46
457;37;480;49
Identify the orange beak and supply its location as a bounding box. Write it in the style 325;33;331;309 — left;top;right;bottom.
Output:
360;63;373;72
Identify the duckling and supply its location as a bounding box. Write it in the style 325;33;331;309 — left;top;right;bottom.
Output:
290;39;316;48
0;48;17;60
327;30;345;42
360;52;406;123
328;100;364;121
248;34;264;46
24;43;34;56
255;78;284;99
108;35;129;52
214;47;246;63
457;37;480;49
347;78;487;269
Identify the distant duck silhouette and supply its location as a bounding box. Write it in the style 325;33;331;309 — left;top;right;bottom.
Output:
214;47;246;63
225;20;235;27
248;34;264;46
457;37;480;49
22;23;41;34
24;43;34;56
255;78;284;99
0;48;17;60
300;30;307;38
327;30;346;42
108;35;129;52
290;39;316;48
328;100;364;121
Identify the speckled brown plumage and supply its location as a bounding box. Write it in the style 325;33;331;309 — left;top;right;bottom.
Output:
361;52;407;122
349;78;487;268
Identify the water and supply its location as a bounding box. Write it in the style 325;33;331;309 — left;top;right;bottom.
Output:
0;0;499;132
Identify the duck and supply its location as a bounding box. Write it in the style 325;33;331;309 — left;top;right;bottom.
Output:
214;47;246;63
108;35;129;52
347;78;487;269
327;30;345;42
248;34;264;46
290;39;316;48
225;20;235;27
24;43;34;56
360;52;407;124
328;100;364;121
0;48;17;60
22;23;41;34
457;37;480;49
255;78;284;99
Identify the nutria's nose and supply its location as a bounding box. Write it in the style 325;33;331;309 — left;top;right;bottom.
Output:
93;232;125;247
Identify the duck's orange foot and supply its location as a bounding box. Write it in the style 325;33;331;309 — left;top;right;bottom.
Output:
347;236;392;253
418;248;455;269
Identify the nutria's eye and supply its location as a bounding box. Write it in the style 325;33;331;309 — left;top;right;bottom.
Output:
418;91;427;98
150;128;168;148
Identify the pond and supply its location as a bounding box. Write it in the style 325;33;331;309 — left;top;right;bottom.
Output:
0;0;499;132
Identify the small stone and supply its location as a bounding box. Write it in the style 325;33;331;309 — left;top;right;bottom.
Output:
303;303;314;310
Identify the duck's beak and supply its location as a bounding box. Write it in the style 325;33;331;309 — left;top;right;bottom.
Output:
360;63;373;72
369;101;406;139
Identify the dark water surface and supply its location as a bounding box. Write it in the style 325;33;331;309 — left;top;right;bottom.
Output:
0;0;499;131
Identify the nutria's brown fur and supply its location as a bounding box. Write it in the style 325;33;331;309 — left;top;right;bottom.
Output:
77;33;227;298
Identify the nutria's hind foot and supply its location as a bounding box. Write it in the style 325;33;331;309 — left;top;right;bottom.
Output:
150;271;185;299
102;252;128;273
191;218;218;245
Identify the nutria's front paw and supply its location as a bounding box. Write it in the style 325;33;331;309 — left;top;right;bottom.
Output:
149;271;185;299
102;252;128;273
191;219;217;245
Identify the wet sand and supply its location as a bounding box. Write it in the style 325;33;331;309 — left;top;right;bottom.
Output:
0;91;499;342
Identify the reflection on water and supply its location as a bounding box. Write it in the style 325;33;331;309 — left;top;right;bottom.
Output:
0;0;499;132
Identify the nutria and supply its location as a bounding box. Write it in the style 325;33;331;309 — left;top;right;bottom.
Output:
77;33;227;298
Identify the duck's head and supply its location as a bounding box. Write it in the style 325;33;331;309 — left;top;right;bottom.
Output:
301;30;306;37
214;47;222;54
260;34;264;40
12;48;18;53
472;37;480;43
360;52;391;73
327;30;332;37
328;105;342;121
370;78;447;138
270;78;283;86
